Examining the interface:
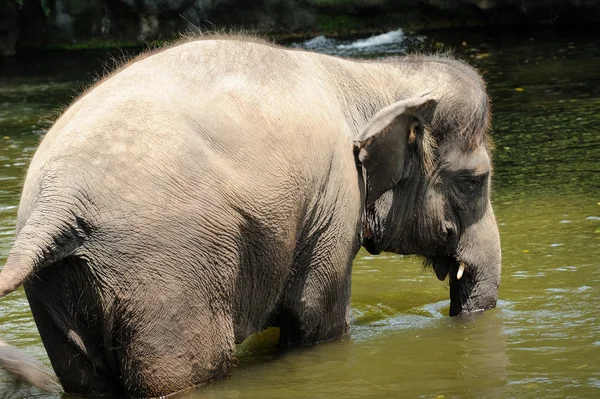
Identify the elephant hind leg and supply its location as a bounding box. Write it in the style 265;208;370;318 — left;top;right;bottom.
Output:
26;258;237;397
116;335;235;397
25;260;120;396
112;294;236;397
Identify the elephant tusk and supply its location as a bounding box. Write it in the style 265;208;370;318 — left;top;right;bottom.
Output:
457;262;466;280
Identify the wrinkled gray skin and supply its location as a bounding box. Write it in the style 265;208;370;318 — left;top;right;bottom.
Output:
0;35;501;397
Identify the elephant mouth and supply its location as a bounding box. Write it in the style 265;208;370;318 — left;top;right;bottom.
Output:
429;254;465;282
429;254;498;316
362;223;382;255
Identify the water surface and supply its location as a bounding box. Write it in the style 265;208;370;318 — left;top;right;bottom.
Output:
0;29;599;398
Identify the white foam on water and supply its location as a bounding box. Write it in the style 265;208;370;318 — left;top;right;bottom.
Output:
337;29;404;50
300;35;335;49
292;29;412;56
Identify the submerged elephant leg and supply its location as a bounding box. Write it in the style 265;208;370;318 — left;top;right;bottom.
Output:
112;289;236;397
278;271;352;347
276;176;362;347
26;255;237;397
278;257;353;347
25;260;119;396
278;230;357;347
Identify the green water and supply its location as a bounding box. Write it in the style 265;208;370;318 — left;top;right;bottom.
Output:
1;29;599;398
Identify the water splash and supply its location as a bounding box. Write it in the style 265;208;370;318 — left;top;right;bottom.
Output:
336;29;404;50
293;29;415;56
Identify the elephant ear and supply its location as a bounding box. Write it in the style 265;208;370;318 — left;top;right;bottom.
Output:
354;96;438;206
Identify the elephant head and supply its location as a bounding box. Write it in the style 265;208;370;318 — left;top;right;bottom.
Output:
354;94;501;316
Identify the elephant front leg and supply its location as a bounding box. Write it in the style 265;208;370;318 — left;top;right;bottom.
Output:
277;255;353;348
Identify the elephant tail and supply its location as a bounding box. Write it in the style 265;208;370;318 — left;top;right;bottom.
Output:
0;207;83;297
0;339;60;392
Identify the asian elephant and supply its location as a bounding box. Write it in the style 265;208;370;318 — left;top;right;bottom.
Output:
0;35;501;397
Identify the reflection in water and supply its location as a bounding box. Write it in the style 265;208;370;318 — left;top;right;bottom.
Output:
452;313;509;398
1;30;600;398
193;311;510;399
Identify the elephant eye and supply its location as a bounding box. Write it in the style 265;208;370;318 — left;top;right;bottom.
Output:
457;177;482;198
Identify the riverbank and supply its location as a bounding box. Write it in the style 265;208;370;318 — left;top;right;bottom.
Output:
1;0;599;57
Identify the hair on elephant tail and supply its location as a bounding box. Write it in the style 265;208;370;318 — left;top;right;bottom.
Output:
0;340;60;392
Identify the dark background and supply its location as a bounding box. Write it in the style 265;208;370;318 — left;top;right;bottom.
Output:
2;0;600;57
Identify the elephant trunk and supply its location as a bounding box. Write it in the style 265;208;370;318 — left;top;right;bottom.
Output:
449;203;501;316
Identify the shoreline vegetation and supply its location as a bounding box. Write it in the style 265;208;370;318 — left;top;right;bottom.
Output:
2;0;599;56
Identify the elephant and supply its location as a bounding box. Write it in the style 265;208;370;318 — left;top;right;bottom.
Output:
0;34;501;397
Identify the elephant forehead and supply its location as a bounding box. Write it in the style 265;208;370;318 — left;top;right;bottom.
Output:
443;144;490;174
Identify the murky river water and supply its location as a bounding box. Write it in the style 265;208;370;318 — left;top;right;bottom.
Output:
0;29;599;398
